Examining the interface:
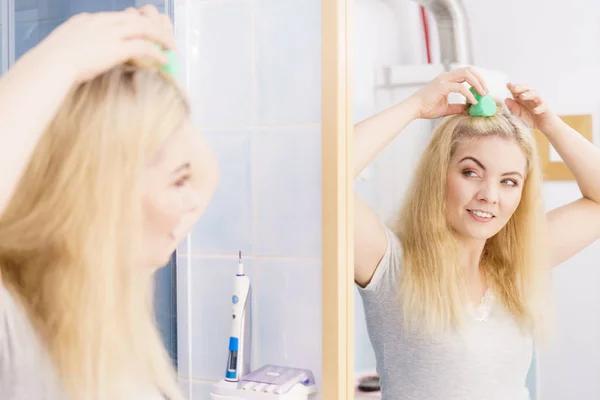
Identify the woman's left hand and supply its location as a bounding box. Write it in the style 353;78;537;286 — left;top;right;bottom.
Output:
505;83;560;132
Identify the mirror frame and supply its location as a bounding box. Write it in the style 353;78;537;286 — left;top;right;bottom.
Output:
322;0;355;398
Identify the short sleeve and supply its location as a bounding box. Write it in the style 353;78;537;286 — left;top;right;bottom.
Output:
356;224;403;296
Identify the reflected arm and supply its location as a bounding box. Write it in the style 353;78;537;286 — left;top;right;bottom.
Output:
354;98;420;286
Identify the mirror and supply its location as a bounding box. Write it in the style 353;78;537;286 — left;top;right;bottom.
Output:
352;1;600;400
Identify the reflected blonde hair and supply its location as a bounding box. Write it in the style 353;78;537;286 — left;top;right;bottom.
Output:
394;101;553;340
0;61;188;400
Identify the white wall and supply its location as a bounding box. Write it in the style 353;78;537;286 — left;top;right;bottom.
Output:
353;1;600;399
173;1;323;399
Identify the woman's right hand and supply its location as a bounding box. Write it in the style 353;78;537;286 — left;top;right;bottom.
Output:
407;67;489;120
32;6;175;84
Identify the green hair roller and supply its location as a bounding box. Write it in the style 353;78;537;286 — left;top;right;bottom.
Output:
468;86;497;117
160;49;179;78
154;43;179;78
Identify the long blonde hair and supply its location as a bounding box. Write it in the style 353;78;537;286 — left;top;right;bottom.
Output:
0;61;188;400
395;102;552;340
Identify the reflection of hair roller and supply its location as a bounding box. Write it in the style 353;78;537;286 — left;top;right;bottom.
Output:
467;86;497;117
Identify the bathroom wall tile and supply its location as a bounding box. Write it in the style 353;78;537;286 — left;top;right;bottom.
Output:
133;0;165;10
189;130;252;256
176;235;190;259
254;258;322;389
178;379;191;399
174;2;188;87
186;0;253;127
253;126;321;257
154;257;178;363
255;0;321;124
176;256;192;378
15;0;70;23
190;256;256;380
67;0;140;14
15;19;66;60
191;381;216;400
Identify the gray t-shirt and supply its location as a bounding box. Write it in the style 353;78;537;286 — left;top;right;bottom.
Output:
0;284;166;399
357;226;533;400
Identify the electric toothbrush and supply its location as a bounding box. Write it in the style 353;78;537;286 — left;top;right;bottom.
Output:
225;251;252;382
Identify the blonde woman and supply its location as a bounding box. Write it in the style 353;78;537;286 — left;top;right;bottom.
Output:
354;67;600;399
0;6;218;400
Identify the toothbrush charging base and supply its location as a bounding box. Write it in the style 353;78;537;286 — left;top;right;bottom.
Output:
210;379;318;400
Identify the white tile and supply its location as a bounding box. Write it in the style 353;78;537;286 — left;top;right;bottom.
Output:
191;381;217;400
15;19;65;60
190;257;256;380
255;0;321;124
253;126;321;257
15;0;68;22
174;2;188;87
189;130;252;256
254;258;322;390
191;380;218;400
133;0;165;10
176;256;192;378
185;0;253;127
178;379;191;398
176;235;190;258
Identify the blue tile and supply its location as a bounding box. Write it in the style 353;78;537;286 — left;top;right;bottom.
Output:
15;0;71;23
154;255;178;364
174;1;187;86
68;0;132;14
253;258;322;389
178;379;191;399
186;0;253;127
191;381;216;400
13;1;164;27
176;235;190;258
189;130;252;256
253;126;321;257
0;26;3;74
255;0;321;124
15;19;66;60
176;256;191;378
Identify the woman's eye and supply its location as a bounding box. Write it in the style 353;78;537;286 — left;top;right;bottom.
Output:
462;170;478;178
503;179;518;187
174;176;191;187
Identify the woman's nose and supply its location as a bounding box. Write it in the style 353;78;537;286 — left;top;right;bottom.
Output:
477;182;499;204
